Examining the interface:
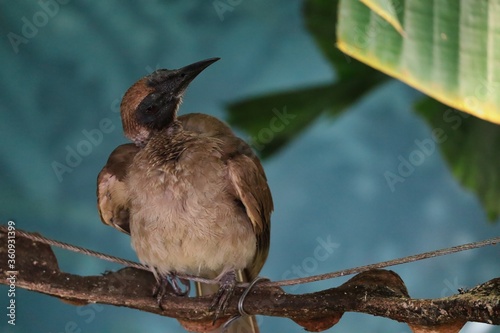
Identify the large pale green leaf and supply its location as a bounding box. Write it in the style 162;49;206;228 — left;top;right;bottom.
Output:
338;0;500;125
416;97;500;220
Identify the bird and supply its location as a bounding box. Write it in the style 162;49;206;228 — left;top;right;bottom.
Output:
97;58;273;332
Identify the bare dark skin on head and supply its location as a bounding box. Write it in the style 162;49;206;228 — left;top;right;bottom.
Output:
97;58;273;332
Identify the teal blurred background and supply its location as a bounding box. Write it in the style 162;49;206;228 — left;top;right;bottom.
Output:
0;1;498;332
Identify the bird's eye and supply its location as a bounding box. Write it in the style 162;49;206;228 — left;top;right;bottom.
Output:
144;104;160;116
136;93;171;128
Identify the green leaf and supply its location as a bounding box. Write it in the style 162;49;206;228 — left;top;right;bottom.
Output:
228;86;329;159
225;0;389;158
337;0;500;125
227;73;387;158
360;0;405;35
416;97;500;221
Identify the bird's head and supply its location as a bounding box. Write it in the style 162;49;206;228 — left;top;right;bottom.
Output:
120;57;220;145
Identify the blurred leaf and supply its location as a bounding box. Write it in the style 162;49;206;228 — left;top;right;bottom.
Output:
228;73;387;158
226;0;389;158
338;0;500;125
416;97;500;221
360;0;404;35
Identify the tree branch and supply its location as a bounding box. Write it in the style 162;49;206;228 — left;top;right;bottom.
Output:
1;230;498;333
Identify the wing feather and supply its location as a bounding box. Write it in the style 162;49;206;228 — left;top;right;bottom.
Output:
227;149;273;279
97;143;139;234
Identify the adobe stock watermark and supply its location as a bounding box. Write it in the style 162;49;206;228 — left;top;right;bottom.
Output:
46;270;142;332
48;303;104;333
247;106;295;152
51;106;120;182
5;220;17;326
463;79;500;119
256;235;339;312
213;0;244;21
281;235;340;292
51;64;161;183
384;109;470;192
7;0;71;54
440;277;466;297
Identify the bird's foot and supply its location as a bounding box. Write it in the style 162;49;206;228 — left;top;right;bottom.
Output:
153;278;168;309
153;273;190;309
210;270;237;322
168;274;191;296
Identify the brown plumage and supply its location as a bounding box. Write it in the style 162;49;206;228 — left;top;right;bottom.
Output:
97;58;272;332
97;143;138;234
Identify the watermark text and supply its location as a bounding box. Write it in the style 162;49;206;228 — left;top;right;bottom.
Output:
6;220;17;326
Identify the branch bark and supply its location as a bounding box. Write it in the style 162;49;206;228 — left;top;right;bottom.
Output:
1;230;498;333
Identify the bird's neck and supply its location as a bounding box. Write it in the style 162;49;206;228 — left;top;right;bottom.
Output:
133;119;183;147
165;119;183;136
131;126;151;148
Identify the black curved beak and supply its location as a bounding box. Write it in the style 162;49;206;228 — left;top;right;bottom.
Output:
179;57;220;78
138;58;220;130
172;57;220;95
147;58;220;97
